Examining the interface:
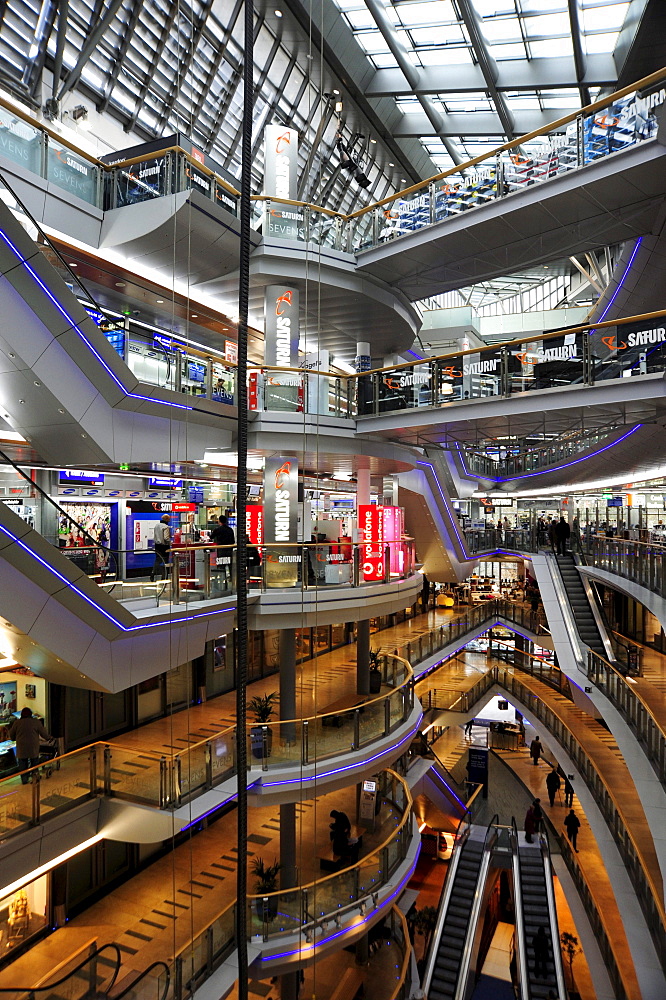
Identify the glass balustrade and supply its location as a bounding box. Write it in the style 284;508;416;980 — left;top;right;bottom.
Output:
463;425;626;479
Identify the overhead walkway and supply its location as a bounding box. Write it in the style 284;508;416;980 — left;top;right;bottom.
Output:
423;820;496;1000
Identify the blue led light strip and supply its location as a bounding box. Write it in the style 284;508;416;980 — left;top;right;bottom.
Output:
455;424;642;483
261;852;420;961
0;228;193;412
0;522;235;632
594;237;643;327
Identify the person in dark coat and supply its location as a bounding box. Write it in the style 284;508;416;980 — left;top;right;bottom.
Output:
554;516;571;555
531;798;543;833
564;808;581;851
546;766;561;807
329;809;351;856
530;736;543;765
8;707;51;783
532;925;550;979
563;775;574;807
524;805;536;844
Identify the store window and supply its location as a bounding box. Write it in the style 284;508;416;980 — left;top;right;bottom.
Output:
0;876;48;958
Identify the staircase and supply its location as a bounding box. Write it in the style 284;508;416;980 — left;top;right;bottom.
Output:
555;553;607;656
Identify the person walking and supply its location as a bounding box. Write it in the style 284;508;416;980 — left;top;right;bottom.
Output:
547;518;557;551
564;808;581;851
524;804;536;844
8;707;51;783
554;516;571;556
150;513;171;582
530;736;543;766
464;718;474;738
563;775;574;807
546;766;561;807
532;925;550;979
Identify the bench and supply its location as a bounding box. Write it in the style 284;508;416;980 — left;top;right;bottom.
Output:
321;695;368;728
330;967;364;1000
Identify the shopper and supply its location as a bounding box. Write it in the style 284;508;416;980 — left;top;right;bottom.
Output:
464;718;474;738
8;708;51;783
329;809;352;857
546;766;561;807
531;798;543;833
554;516;570;555
529;736;543;766
564;808;581;851
211;515;235;589
532;925;550;979
150;514;171;582
547;518;557;551
563;775;574;808
524;804;536;844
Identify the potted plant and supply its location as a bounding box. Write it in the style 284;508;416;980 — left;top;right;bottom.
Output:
249;691;278;759
369;649;382;694
251;856;281;922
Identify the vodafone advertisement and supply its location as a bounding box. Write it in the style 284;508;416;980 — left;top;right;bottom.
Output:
246;505;263;545
383;506;404;574
359;504;384;582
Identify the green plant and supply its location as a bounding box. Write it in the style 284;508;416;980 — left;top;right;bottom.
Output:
250;856;282;894
560;931;581;988
412;905;438;956
248;691;278;724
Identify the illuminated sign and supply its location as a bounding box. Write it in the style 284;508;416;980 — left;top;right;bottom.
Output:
59;470;104;485
148;477;183;489
263;125;299;238
264;285;299;374
264;457;298;587
246;505;264;545
359;504;384;582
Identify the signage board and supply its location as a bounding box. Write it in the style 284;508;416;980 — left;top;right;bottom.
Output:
0;109;41;173
358;504;384;582
46;140;97;205
148;477;183;489
264;125;299;238
264;458;299;587
246;505;264;546
467;746;489;798
299;349;330;414
225;341;238;365
60;470;104;485
264;286;299;369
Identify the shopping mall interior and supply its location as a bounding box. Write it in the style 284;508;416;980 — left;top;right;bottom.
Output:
1;1;666;998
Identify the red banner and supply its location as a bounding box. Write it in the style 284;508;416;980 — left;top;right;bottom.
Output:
246;505;264;545
358;504;384;581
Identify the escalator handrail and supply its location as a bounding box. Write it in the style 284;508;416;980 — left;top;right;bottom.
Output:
453;814;499;1000
539;826;568;1000
0;943;122;996
510;816;531;1000
110;961;171;1000
421;813;473;996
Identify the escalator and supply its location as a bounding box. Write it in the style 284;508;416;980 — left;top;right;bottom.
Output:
512;821;567;1000
0;943;122;1000
423;817;497;1000
555;553;608;658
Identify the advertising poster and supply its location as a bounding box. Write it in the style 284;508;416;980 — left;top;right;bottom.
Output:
264;125;298;237
358;504;384;582
264;458;298;587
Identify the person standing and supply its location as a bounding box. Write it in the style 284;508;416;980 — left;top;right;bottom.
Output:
530;736;543;766
531;798;543;833
546;766;561;807
151;514;171;582
547;518;557;551
211;514;235;590
8;707;51;783
563;775;574;807
564;808;581;851
555;516;571;556
532;925;550;979
524;804;536;844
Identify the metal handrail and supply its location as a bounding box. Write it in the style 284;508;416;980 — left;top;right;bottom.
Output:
454;815;498;1000
539;826;568;1000
510;816;531;1000
110;961;170;1000
0;942;122;996
349;63;666;218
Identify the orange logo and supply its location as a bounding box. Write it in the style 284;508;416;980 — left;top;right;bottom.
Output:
383;376;400;390
441;366;462;379
275;131;292;154
601;335;627;351
516;352;531;365
275;291;293;315
274;461;291;490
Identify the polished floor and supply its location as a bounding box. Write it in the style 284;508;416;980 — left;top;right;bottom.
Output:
1;604;664;998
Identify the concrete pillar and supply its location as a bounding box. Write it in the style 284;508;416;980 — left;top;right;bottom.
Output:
357;619;370;695
357;468;371;505
279;628;296;744
35;470;58;545
355;932;369;965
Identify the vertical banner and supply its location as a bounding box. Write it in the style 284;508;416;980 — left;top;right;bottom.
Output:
264;457;299;587
299;349;330;414
264;125;299;238
264;286;300;411
359;504;384;582
246;506;263;545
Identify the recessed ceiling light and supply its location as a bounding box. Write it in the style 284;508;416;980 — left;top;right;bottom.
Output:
115;282;126;287
370;139;376;144
191;314;198;318
69;263;77;267
388;162;394;167
274;8;282;15
156;298;164;304
333;89;340;95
